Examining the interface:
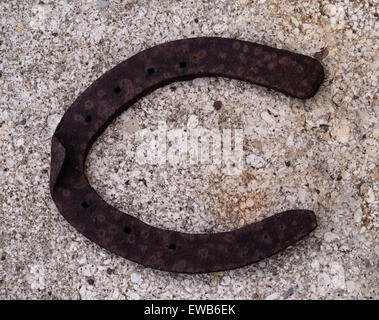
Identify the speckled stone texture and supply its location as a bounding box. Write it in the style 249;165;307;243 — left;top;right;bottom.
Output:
0;0;378;299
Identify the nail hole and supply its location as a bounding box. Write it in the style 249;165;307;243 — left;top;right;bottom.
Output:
168;243;176;250
147;68;155;75
124;226;131;234
179;61;187;68
85;115;92;123
114;86;121;94
81;201;89;208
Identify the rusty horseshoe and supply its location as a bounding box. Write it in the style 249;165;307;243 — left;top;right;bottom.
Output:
50;37;323;273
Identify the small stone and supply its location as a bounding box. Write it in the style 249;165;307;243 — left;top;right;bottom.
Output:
239;201;246;210
138;178;147;187
246;153;265;168
246;198;254;208
128;292;140;299
319;124;330;132
220;275;231;286
187;114;199;128
252;140;262;149
366;146;377;157
287;287;294;296
354;210;362;223
208;276;220;287
97;0;109;10
92;64;102;73
124;119;140;134
365;188;375;203
285;161;291;167
208;272;223;287
265;292;279;300
82;269;92;278
323;4;337;17
261;111;276;125
329;262;346;290
346;280;360;293
363;259;371;268
15;138;24;148
16;23;23;32
332;93;344;107
87;278;95;285
331;125;350;143
213;101;222;110
324;231;339;242
213;24;225;33
311;259;320;269
314;47;329;60
47;114;61;133
130;272;142;284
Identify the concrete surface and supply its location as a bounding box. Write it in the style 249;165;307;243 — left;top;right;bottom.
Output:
0;0;378;299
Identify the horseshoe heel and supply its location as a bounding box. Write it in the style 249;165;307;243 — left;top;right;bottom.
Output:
50;37;322;273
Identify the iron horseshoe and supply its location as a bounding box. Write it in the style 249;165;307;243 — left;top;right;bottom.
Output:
50;37;323;273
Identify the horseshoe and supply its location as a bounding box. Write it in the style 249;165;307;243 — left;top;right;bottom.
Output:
50;37;323;273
